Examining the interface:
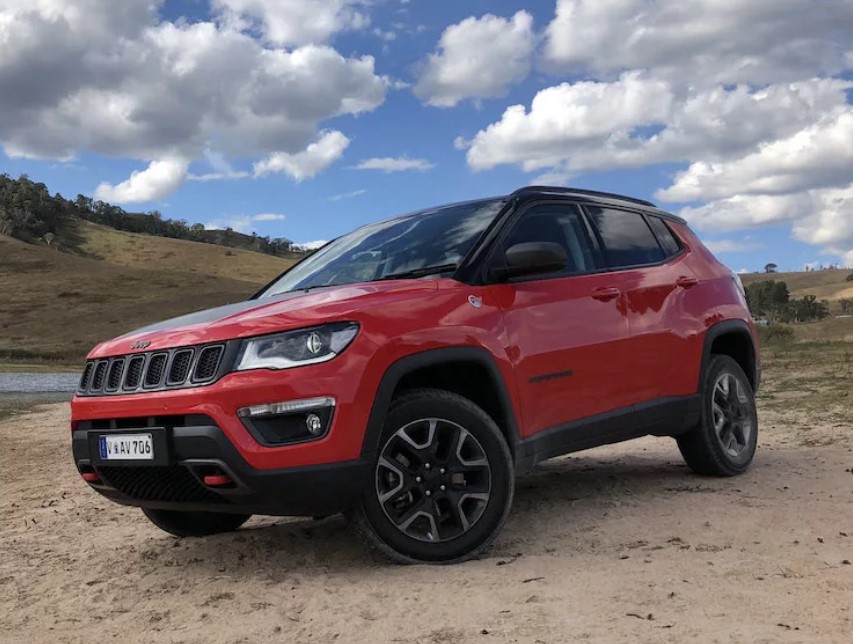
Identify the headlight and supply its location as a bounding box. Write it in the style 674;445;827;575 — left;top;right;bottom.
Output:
235;322;359;371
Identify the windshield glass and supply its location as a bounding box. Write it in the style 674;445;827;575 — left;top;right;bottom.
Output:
258;199;505;297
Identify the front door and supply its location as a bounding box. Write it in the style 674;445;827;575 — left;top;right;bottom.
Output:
487;202;633;438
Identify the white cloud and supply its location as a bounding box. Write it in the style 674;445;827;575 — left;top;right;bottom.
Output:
213;0;370;47
703;239;760;254
465;77;852;176
679;185;853;265
414;11;534;108
205;212;287;233
253;130;351;181
373;27;396;42
330;188;366;201
466;72;673;172
354;157;435;172
188;171;250;182
0;1;386;200
657;110;853;203
95;159;189;204
543;0;853;87
295;240;329;250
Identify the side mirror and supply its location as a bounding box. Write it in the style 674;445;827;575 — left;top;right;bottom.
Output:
490;242;567;281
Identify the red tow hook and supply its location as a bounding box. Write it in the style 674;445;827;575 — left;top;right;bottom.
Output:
203;473;233;487
81;471;101;483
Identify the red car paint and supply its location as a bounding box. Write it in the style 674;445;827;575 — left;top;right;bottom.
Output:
72;225;755;468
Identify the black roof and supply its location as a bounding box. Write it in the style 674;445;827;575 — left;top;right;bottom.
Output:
509;185;684;224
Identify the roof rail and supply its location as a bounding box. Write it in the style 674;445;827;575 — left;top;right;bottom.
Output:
511;185;657;208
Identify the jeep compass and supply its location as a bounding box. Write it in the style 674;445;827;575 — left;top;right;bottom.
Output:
72;186;760;563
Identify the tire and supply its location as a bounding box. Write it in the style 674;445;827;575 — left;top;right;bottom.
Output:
142;508;251;537
677;354;758;476
353;388;514;564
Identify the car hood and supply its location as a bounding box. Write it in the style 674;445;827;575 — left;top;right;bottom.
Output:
88;280;438;358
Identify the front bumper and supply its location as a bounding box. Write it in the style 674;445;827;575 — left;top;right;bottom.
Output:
72;418;371;516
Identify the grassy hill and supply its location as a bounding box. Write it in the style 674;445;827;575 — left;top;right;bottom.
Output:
741;269;853;305
1;226;294;366
77;220;292;283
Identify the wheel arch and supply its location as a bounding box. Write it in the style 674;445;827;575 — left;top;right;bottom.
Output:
699;320;759;392
360;347;521;460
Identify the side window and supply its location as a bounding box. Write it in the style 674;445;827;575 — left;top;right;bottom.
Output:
585;207;664;268
647;216;682;257
502;204;601;276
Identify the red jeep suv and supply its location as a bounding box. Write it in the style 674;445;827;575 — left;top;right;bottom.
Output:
72;186;759;563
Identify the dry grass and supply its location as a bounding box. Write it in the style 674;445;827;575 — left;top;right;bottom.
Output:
757;316;853;435
77;220;291;284
742;269;853;304
0;232;291;365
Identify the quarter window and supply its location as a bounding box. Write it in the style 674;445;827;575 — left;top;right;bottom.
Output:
586;207;664;268
647;216;682;257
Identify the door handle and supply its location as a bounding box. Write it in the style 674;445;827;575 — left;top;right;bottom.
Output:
676;276;699;289
591;287;620;302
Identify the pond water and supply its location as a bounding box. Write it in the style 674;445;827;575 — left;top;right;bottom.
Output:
0;372;80;393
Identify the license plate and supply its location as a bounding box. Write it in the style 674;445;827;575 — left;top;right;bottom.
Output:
98;433;154;461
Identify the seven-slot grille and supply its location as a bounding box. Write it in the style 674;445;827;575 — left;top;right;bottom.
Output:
78;344;225;396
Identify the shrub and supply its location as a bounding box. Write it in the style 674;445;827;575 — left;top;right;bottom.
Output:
757;324;795;346
846;272;853;282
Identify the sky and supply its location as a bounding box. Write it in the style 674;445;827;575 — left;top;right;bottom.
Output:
1;0;852;270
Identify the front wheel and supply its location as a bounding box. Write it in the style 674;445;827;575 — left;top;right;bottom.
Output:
677;355;758;476
142;508;251;537
353;388;514;564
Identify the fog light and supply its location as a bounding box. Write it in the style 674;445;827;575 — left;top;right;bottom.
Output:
237;396;335;418
305;413;323;435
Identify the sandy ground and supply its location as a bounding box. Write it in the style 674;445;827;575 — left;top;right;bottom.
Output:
1;402;851;644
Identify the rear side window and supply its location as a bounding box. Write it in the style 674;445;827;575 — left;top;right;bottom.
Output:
585;207;664;268
647;216;682;257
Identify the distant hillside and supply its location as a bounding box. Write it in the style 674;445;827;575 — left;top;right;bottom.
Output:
0;173;306;260
741;269;853;307
0;230;293;365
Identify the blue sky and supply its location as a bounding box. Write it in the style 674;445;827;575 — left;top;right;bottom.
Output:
2;0;852;271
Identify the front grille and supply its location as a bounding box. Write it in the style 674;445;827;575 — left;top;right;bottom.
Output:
79;363;93;392
194;346;223;382
124;356;145;390
167;349;193;385
91;361;108;391
144;353;167;388
97;465;225;504
106;359;124;391
77;342;228;397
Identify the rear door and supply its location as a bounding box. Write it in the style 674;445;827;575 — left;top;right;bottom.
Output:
583;206;700;404
486;202;633;438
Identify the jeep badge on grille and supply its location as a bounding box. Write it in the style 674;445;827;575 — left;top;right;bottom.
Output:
130;340;151;350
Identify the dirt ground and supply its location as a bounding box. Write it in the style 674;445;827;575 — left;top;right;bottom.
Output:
1;386;851;643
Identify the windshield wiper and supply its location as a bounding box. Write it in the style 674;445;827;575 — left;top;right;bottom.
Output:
378;263;459;281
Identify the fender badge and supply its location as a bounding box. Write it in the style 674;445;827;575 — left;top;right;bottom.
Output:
468;295;482;309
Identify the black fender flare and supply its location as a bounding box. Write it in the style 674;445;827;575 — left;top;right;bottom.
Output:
359;346;521;459
698;319;759;392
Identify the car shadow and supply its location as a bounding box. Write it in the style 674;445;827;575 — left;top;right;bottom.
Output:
132;443;763;575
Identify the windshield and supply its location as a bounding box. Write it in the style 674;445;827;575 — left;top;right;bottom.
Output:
258;199;505;297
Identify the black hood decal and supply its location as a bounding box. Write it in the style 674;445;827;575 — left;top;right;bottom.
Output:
116;292;307;338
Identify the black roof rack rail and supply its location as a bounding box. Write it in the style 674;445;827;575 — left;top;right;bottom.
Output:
511;185;657;208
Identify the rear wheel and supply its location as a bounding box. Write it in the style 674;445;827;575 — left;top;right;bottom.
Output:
677;355;758;476
353;388;514;564
142;508;251;537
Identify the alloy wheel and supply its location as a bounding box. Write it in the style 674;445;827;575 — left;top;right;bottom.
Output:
711;372;755;458
376;418;492;543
